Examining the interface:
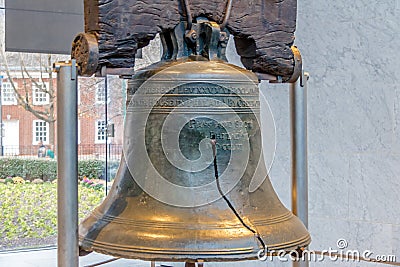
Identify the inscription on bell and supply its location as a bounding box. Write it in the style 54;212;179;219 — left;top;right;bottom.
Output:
133;83;259;96
129;97;260;109
128;82;260;112
189;119;253;132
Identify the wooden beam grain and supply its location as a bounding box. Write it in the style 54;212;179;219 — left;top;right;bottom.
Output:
82;0;297;79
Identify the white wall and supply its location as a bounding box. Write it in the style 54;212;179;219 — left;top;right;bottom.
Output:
216;1;400;267
295;1;399;266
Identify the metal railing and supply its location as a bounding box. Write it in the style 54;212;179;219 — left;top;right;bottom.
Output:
0;144;123;161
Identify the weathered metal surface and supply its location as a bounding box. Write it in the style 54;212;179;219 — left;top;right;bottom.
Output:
77;0;297;79
78;56;310;261
77;19;309;262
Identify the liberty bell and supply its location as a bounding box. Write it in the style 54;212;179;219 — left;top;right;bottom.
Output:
78;19;311;262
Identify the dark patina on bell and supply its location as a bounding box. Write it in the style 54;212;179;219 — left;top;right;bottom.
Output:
79;19;311;262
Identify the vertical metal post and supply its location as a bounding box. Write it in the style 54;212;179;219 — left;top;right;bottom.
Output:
55;60;78;267
290;71;309;267
104;75;109;195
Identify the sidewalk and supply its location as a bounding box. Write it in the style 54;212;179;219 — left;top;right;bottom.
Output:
0;247;183;267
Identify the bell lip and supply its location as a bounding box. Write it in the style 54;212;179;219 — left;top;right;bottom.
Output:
78;234;311;262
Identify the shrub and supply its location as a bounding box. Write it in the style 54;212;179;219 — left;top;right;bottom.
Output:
78;160;119;180
24;159;57;181
78;160;104;179
0;158;24;178
0;158;56;181
0;158;119;182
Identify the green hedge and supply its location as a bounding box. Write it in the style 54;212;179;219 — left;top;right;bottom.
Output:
0;158;119;181
78;159;104;179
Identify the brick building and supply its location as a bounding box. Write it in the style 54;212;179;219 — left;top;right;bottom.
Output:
0;25;159;158
0;72;124;157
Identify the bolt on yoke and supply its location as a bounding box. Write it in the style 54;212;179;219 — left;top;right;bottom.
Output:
161;18;229;61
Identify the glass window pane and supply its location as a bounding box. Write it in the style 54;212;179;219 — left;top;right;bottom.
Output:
1;52;124;252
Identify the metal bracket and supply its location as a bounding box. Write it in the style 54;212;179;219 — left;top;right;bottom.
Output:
197;20;221;60
260;46;302;83
300;71;310;88
107;123;115;137
255;72;279;82
97;66;135;79
161;19;230;62
287;46;302;83
71;59;77;80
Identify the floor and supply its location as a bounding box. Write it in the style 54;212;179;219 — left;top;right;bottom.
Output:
0;247;185;267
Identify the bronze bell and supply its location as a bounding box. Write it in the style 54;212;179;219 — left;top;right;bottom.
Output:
79;19;311;262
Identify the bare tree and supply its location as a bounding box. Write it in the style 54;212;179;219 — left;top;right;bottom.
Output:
0;48;67;145
0;47;126;145
0;35;159;147
78;76;124;120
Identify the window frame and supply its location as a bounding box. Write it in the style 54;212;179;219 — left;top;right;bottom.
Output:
95;120;107;144
1;82;17;105
95;82;107;104
32;120;49;145
32;82;50;105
